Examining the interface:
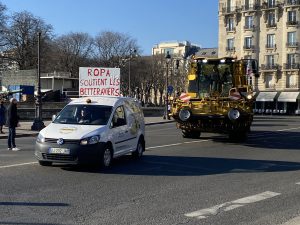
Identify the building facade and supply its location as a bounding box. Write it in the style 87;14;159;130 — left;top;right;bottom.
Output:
152;41;200;57
219;0;300;114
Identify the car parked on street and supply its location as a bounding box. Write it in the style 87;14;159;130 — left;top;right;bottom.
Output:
35;96;145;167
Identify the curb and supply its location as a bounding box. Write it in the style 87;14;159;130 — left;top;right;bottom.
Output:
0;120;175;139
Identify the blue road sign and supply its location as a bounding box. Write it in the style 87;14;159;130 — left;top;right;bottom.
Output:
167;85;174;94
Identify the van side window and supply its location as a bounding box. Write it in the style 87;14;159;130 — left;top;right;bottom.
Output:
112;106;126;127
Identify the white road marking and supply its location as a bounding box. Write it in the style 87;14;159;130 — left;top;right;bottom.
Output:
185;191;281;220
281;216;300;225
0;162;38;169
296;182;300;185
146;140;209;150
277;127;300;132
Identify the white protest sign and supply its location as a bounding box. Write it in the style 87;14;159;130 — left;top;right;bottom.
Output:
79;67;120;96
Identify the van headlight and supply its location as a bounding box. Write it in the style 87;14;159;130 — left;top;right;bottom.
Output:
179;108;191;121
80;135;100;145
247;94;253;100
37;133;45;143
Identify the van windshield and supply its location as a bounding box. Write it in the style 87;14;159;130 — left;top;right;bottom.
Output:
53;105;113;125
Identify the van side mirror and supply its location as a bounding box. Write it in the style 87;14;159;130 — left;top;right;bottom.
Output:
52;115;56;122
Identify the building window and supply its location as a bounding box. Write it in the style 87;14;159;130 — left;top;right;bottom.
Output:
266;34;275;48
268;0;276;8
267;12;276;27
226;38;235;51
286;54;299;69
288;11;297;23
266;55;275;69
225;0;235;13
164;48;174;55
244;0;253;10
265;74;274;88
287;74;297;88
227;17;235;31
287;54;296;65
244;37;253;49
287;32;297;47
245;16;253;29
287;0;299;5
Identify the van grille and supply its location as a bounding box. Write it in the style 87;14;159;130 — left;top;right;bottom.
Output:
44;138;79;145
42;153;77;162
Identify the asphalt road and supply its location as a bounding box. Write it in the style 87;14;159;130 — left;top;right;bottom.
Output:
0;115;300;225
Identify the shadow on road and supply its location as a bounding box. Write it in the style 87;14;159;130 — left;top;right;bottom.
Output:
253;116;300;122
0;202;69;207
0;222;63;225
62;154;300;176
251;123;289;127
209;130;300;150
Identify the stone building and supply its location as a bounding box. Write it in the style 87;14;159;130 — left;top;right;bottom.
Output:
218;0;300;114
152;41;200;57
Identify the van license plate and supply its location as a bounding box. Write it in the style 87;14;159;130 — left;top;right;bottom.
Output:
48;148;70;154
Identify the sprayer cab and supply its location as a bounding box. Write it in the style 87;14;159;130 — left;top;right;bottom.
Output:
187;57;259;99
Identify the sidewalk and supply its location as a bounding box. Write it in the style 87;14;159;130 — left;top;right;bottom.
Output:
0;117;174;139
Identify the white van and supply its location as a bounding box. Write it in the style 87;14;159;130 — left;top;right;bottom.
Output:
35;96;145;167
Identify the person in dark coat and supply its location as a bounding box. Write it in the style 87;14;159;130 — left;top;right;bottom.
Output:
6;98;20;151
0;100;5;133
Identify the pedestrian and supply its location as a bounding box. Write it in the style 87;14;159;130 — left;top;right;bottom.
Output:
0;100;5;134
6;98;20;151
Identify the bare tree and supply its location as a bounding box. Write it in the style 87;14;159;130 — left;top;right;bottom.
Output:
54;32;93;77
0;2;8;49
93;31;139;67
2;11;53;70
150;54;165;106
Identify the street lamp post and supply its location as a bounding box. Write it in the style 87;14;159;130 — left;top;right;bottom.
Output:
128;50;131;97
163;52;171;120
128;48;137;97
31;32;45;131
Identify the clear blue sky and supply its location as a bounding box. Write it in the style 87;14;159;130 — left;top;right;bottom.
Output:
1;0;219;55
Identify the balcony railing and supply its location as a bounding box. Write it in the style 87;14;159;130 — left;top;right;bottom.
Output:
244;25;256;30
286;83;298;88
261;64;278;70
285;0;300;6
286;21;298;26
243;45;255;50
286;42;298;47
266;22;277;28
226;27;236;32
226;47;235;51
284;63;300;69
261;2;277;9
222;6;238;14
265;44;276;49
242;4;260;11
